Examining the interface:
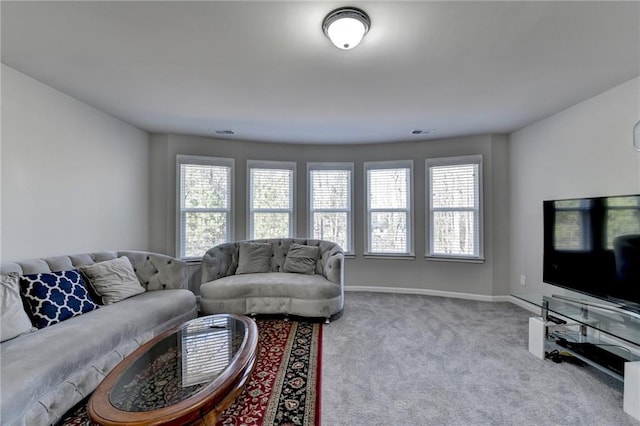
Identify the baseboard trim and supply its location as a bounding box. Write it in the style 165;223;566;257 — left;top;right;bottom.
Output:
344;285;510;303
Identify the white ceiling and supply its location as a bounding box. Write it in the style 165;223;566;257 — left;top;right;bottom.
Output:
2;1;639;144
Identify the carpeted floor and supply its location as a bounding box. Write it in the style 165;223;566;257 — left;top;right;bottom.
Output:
321;292;640;426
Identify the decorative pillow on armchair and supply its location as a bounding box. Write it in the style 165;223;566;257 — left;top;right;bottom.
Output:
19;270;99;329
1;273;35;341
236;242;273;274
282;244;320;275
79;256;145;304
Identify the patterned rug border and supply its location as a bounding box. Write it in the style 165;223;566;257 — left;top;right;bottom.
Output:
315;323;322;426
271;321;322;426
219;320;323;426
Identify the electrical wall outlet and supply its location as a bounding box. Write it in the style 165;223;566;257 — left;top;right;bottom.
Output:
520;275;526;286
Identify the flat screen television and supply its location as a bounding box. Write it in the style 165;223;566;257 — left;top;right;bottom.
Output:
543;193;640;313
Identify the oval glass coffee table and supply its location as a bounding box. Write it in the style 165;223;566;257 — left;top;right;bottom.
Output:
88;314;258;425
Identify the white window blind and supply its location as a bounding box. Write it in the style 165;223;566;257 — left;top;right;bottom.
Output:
365;161;413;255
308;163;353;252
248;161;295;239
427;156;483;259
178;156;233;260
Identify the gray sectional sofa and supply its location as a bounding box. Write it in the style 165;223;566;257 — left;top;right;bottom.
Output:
200;238;344;322
0;251;197;426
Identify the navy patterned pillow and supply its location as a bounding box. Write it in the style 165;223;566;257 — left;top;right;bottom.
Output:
19;270;99;329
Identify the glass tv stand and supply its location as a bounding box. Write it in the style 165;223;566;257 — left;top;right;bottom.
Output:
512;293;640;420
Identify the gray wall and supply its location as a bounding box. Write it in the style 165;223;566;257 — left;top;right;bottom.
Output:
7;61;636;301
508;77;640;297
1;65;150;261
150;133;510;299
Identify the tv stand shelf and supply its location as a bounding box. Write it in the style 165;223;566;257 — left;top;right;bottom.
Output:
513;293;640;420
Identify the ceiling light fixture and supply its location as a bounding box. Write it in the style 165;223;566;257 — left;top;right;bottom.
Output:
322;7;370;50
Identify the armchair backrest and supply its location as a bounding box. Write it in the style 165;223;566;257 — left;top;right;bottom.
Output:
201;238;344;285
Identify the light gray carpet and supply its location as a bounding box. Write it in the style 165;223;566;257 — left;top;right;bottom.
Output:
321;292;640;426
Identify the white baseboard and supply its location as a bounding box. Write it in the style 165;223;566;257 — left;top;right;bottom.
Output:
344;285;510;303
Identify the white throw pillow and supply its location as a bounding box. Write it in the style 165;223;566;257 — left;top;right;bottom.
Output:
1;273;34;342
79;257;145;304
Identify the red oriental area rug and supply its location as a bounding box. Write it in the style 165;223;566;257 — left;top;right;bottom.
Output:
59;319;322;426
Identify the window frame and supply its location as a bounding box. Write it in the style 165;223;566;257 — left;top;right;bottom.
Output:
176;155;235;261
425;155;484;263
247;160;296;240
364;160;414;258
307;162;354;254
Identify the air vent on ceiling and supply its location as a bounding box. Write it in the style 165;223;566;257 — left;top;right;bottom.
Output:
411;129;435;135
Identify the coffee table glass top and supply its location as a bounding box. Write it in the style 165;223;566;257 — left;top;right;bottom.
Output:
109;315;248;412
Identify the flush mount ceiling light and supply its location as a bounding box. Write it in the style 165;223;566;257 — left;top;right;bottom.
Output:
322;7;370;50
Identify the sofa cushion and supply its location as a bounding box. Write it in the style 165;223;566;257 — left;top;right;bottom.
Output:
282;244;320;275
19;270;99;329
236;242;273;274
0;273;34;342
201;272;341;300
0;289;197;426
79;257;145;304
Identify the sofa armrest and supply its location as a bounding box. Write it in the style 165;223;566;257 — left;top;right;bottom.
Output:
119;251;188;291
201;243;239;283
324;251;344;286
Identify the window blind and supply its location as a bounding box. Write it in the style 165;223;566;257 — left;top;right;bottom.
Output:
249;162;295;239
309;167;352;251
178;157;233;259
250;169;292;209
427;157;482;258
369;168;408;209
365;163;412;255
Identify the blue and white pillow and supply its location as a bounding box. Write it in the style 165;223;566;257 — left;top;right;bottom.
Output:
19;270;99;329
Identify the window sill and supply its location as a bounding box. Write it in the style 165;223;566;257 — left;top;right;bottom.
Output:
425;255;485;264
363;254;416;260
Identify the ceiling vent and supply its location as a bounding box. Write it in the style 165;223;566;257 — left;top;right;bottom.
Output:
411;129;435;135
213;129;235;135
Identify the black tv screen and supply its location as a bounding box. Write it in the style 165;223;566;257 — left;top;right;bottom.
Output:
543;194;640;312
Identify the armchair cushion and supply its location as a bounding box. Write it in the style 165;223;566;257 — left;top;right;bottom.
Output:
236;242;273;274
282;244;320;275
